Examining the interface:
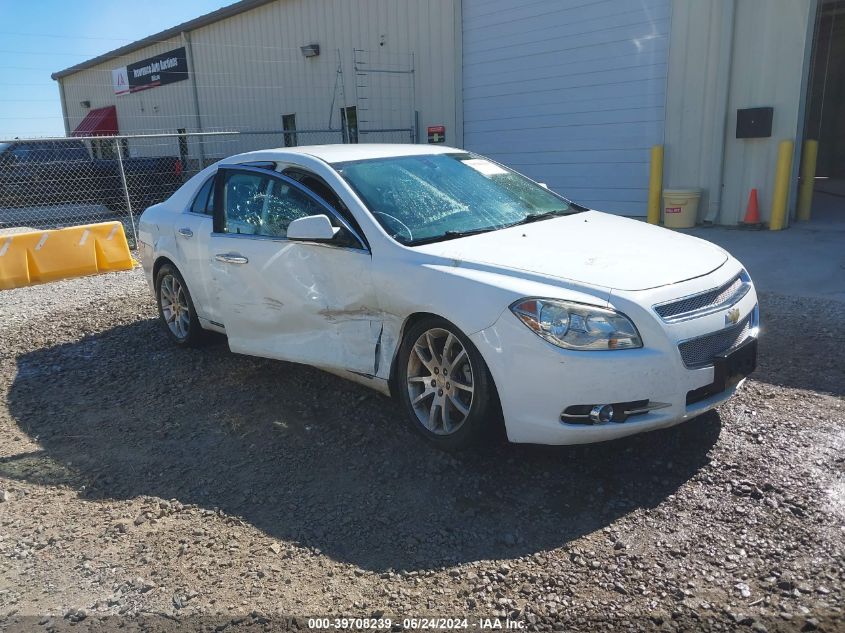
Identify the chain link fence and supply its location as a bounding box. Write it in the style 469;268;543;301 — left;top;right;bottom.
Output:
0;127;414;247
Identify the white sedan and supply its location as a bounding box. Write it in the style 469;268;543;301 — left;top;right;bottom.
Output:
138;144;759;449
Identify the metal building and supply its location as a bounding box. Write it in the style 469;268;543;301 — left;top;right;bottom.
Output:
53;0;842;227
52;0;460;166
462;0;837;227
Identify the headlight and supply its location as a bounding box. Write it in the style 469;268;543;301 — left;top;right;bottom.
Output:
510;298;642;350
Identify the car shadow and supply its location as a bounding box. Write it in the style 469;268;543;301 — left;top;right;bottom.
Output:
5;318;721;572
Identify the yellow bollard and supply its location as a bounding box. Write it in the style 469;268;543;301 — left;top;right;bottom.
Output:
647;145;664;225
797;139;818;222
769;139;794;231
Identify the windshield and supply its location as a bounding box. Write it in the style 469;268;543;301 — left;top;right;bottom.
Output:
335;153;577;245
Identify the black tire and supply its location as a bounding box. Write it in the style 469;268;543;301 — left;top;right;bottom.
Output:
155;263;205;347
396;316;501;450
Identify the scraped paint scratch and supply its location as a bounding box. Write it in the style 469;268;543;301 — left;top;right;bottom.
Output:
263;297;285;311
318;306;386;323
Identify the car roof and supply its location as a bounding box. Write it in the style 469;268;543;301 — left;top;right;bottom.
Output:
166;144;467;212
220;143;463;166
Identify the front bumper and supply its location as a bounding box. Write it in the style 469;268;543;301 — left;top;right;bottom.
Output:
470;265;759;445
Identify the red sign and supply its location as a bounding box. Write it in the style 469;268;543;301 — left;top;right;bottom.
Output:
427;125;445;144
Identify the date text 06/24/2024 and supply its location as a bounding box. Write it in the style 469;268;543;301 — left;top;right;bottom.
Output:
306;617;526;630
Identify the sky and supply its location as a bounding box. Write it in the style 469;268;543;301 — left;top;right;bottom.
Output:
0;0;232;139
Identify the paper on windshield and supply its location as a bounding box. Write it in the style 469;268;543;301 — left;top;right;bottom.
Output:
462;158;508;177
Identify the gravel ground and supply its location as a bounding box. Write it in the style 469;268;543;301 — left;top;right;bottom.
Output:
0;268;843;632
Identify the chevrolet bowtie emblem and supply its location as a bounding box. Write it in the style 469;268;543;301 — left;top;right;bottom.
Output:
725;307;741;326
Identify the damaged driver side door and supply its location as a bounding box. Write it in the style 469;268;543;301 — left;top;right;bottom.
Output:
208;165;381;375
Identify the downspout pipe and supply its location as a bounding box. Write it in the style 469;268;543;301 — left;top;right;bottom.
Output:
453;0;464;148
57;78;71;137
182;30;206;164
791;0;822;223
703;0;736;224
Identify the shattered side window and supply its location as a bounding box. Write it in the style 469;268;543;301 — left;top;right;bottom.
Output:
261;180;321;238
223;172;269;235
222;170;329;239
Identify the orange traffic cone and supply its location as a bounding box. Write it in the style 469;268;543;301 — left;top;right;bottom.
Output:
741;188;762;228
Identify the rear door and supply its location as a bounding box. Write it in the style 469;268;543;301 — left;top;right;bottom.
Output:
174;174;219;324
208;166;380;374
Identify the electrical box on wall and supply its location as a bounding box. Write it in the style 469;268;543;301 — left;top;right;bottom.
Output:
736;107;773;139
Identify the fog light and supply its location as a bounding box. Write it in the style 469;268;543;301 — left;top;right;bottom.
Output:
589;404;614;424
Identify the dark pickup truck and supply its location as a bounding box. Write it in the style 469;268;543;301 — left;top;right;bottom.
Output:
0;139;183;214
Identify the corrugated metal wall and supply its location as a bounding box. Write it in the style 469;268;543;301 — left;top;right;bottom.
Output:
663;0;815;225
719;0;815;226
59;0;458;159
60;34;188;133
461;0;671;215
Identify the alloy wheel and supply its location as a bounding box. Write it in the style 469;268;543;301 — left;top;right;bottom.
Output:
406;327;474;435
159;274;191;340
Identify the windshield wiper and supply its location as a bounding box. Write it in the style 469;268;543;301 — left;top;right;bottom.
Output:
508;209;574;227
406;226;500;246
405;209;576;246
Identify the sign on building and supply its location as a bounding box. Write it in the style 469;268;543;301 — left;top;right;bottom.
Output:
112;47;188;96
427;125;446;143
112;67;130;96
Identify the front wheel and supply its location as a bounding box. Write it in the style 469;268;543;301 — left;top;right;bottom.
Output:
397;316;500;450
155;264;204;347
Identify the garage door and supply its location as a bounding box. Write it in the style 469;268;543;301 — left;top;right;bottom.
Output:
462;0;671;215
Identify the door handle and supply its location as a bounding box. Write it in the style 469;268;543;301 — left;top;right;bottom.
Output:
215;252;249;265
177;227;193;238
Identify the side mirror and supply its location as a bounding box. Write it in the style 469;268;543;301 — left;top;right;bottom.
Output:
286;214;340;242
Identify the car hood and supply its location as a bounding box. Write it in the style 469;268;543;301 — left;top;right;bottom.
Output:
413;211;728;291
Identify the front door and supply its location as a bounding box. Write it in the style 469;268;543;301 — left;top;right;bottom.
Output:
208;166;380;375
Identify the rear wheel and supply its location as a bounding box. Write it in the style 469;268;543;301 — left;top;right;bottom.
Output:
397;316;500;450
155;263;204;347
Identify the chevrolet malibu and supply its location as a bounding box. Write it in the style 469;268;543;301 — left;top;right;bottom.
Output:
138;145;759;449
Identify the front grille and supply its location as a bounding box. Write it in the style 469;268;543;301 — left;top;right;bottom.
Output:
655;273;750;322
678;311;754;369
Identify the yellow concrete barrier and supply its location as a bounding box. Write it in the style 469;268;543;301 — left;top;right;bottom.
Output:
0;221;133;290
